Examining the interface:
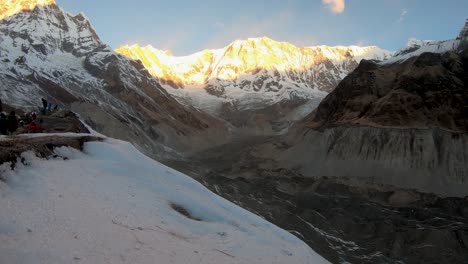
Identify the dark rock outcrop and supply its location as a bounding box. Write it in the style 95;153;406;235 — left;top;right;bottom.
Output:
310;50;468;132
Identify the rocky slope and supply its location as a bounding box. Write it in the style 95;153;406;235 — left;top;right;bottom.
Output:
165;139;468;263
278;33;468;197
0;0;229;159
310;51;468;131
116;39;392;135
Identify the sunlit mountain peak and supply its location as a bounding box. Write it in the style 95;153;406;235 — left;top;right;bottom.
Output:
116;37;393;86
0;0;56;20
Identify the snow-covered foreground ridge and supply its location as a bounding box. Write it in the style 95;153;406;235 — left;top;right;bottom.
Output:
0;135;328;264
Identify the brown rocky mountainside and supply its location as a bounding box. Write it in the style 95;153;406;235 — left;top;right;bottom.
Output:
272;48;468;198
307;49;468;132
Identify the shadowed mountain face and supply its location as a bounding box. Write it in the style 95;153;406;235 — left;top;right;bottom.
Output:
273;47;468;198
0;1;229;158
310;50;468;132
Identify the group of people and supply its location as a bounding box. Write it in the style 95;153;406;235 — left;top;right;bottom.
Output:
0;111;44;135
0;98;49;136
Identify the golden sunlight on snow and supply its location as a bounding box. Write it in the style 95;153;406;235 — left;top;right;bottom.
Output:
116;37;388;86
0;0;55;20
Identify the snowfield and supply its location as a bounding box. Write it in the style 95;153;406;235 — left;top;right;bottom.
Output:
0;136;328;264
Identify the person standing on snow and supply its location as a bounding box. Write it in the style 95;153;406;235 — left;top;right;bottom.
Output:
41;98;48;115
7;111;18;135
0;113;7;135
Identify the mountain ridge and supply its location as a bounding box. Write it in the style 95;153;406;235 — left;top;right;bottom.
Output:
116;37;393;89
0;0;56;20
116;37;392;135
0;0;229;158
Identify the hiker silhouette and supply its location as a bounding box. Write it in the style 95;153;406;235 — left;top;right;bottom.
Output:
41;98;48;115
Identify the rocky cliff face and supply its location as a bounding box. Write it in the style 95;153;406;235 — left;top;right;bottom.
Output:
0;1;229;158
280;36;468;197
310;50;468;132
279;127;468;197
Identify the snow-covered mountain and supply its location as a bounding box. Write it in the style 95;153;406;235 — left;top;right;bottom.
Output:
117;39;392;93
382;20;468;65
116;39;392;134
381;20;468;65
0;0;228;158
117;39;391;104
383;38;461;64
0;0;55;20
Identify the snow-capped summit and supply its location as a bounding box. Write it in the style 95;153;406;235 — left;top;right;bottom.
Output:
383;38;460;65
0;0;102;57
383;20;468;64
116;38;392;93
0;0;228;158
0;0;56;20
116;39;392;133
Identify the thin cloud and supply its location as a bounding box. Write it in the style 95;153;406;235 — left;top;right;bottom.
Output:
322;0;345;14
398;8;408;23
213;22;225;29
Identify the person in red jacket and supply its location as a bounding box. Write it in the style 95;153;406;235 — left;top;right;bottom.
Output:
28;119;38;133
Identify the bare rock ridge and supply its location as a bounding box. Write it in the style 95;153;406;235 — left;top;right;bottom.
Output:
280;39;468;197
0;2;229;158
310;50;468;132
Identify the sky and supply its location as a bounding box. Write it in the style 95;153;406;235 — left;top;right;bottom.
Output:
56;0;468;55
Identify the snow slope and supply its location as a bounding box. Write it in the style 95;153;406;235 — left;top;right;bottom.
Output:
0;136;328;264
382;38;461;64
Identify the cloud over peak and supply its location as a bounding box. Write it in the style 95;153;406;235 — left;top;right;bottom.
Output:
322;0;345;14
398;8;408;23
